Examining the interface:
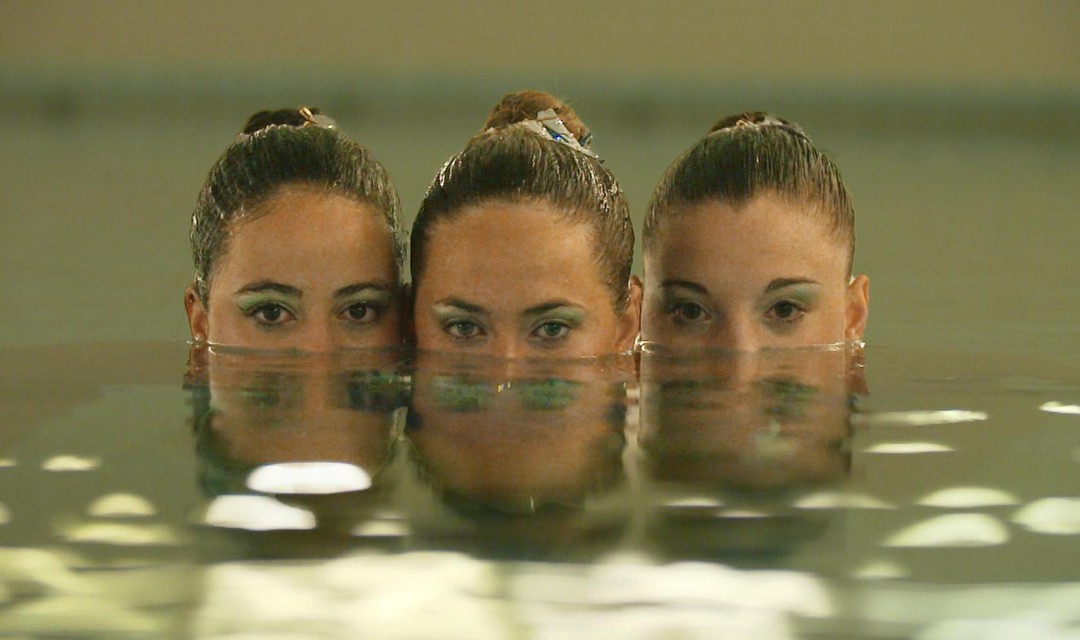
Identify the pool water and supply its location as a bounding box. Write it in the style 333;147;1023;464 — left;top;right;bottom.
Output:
1;341;1077;638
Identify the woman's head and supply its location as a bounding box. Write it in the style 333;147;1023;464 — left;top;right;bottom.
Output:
185;108;406;350
410;91;639;357
642;112;869;350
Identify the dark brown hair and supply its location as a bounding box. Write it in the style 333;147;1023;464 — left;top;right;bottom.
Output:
190;108;404;303
645;111;855;273
411;91;633;312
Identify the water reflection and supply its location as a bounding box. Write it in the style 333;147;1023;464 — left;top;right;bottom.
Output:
185;345;408;549
637;346;863;560
404;352;634;559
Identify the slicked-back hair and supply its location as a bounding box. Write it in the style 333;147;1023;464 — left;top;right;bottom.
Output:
190;113;403;303
412;125;634;312
645;112;855;273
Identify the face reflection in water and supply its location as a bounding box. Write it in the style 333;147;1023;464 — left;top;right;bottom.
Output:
189;347;406;497
186;185;403;352
642;193;869;351
638;347;859;491
405;352;628;514
413;201;639;358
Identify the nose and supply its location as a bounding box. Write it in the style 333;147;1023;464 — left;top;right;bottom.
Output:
295;319;337;353
487;334;523;360
713;314;760;353
717;351;761;389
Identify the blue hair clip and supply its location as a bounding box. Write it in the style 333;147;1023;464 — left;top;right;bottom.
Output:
522;109;599;159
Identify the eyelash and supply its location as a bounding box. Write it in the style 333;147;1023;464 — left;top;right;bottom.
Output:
338;300;384;325
441;319;574;343
443;319;485;341
765;300;807;325
666;301;711;324
245;302;296;326
530;320;572;342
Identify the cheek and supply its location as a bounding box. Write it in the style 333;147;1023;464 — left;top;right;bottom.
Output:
799;293;849;340
204;295;243;342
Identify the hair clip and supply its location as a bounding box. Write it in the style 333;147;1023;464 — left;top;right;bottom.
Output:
298;107;337;130
711;112;809;140
519;109;599;159
734;114;787;129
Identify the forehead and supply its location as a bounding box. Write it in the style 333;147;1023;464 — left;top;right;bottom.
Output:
215;185;394;283
420;201;604;302
647;195;848;284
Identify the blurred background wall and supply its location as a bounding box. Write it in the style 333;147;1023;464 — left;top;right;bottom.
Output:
1;0;1077;354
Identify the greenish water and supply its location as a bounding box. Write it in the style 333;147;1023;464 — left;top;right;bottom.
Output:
1;77;1078;638
1;342;1078;638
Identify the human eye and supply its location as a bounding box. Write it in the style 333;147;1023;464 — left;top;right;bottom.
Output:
338;300;381;325
668;301;711;324
246;302;296;326
765;300;806;325
444;319;485;340
530;320;571;341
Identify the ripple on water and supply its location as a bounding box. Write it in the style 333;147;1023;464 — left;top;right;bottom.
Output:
246;461;372;495
851;410;988;427
87;493;157;518
1039;401;1080;416
851;559;909;580
202;495;316;531
41;455;100;472
1012;498;1080;535
795;491;896;510
917;487;1020;508
864;442;954;454
884;514;1009;548
59;522;180;546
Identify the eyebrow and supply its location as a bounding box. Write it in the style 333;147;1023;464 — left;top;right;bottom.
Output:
433;298;488;315
234;281;302;297
334;282;392;298
660;279;708;294
764;278;820;293
523;300;583;317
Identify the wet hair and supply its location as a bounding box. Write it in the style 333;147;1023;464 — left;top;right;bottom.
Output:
411;91;634;312
190;107;404;303
645;111;855;273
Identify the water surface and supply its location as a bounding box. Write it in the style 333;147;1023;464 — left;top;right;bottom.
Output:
1;341;1078;638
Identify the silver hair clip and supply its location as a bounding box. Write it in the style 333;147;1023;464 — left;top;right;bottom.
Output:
299;107;337;130
519;109;598;159
712;113;809;140
734;114;787;129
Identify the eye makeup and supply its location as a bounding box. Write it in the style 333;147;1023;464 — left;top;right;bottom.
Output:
527;307;585;344
336;287;391;309
527;307;585;328
767;284;819;308
432;304;486;342
336;288;392;326
233;282;302;318
235;293;299;315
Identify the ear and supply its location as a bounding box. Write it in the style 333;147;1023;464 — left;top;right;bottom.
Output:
615;276;643;352
184;341;210;388
846;341;869;396
844;274;870;341
185;284;209;343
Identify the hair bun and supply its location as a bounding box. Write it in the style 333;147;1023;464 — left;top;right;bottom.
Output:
482;90;589;142
708;111;808;138
240;107;335;135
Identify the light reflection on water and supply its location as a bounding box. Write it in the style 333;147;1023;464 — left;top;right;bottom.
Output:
0;341;1078;638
